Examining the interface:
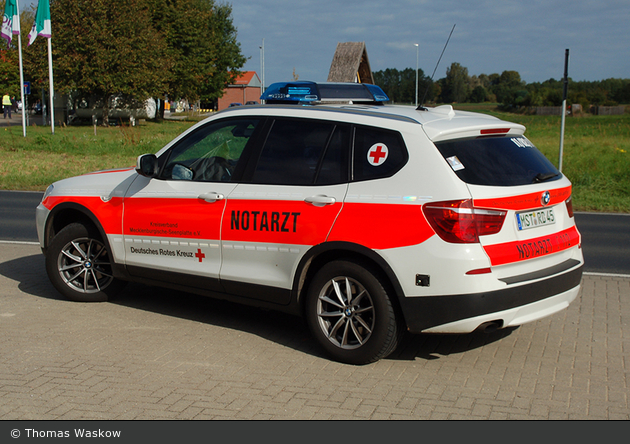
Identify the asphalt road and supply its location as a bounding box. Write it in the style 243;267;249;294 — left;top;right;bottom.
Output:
0;190;628;275
0;190;42;242
575;212;630;275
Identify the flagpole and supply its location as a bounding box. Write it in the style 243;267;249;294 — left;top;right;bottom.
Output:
27;0;53;133
47;37;54;134
16;0;26;137
558;49;569;172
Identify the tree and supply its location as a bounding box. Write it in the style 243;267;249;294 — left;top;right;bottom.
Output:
372;62;629;110
373;67;433;104
0;49;20;97
24;0;246;122
25;0;169;123
441;62;469;103
146;0;246;106
489;70;526;108
614;81;630;104
203;2;247;102
469;85;488;103
373;68;403;102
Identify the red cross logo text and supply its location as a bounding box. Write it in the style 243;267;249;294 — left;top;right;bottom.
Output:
195;248;206;263
367;144;388;166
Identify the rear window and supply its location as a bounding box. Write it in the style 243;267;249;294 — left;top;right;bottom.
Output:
434;136;561;186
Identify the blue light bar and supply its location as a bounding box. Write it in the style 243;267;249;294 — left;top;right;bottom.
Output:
261;81;319;104
261;81;389;105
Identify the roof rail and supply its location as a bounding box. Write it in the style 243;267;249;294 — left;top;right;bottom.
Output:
261;81;389;105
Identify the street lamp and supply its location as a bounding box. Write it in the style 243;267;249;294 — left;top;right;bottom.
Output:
259;39;265;102
414;43;419;107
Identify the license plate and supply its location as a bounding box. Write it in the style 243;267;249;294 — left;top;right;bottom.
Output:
516;208;556;231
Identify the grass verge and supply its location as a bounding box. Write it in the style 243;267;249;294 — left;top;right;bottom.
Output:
1;119;195;191
1;111;628;212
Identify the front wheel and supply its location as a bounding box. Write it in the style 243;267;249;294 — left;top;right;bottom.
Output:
45;223;126;302
305;260;401;365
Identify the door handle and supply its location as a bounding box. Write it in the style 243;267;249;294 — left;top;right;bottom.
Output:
304;195;336;207
198;192;225;203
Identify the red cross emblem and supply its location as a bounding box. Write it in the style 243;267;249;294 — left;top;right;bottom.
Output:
367;143;388;166
195;248;205;263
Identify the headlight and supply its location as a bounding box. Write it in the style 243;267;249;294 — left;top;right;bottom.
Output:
42;184;54;202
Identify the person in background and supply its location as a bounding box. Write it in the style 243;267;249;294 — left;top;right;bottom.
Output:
2;93;12;119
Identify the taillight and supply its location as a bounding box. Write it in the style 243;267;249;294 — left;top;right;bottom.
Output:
480;128;511;135
565;195;574;218
423;199;507;243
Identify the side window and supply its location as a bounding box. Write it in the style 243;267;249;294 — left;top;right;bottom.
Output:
251;118;349;185
160;118;260;182
352;125;408;181
316;124;350;185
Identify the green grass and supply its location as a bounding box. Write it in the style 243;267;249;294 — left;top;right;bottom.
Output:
1;119;196;191
1;110;629;212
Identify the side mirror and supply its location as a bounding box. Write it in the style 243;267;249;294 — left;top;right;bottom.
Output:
136;154;158;178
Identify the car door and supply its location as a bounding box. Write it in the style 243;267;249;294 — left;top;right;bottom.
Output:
122;117;262;291
219;117;351;303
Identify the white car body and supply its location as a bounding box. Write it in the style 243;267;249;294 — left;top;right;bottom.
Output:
37;83;583;364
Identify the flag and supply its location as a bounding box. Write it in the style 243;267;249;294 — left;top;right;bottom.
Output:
28;0;51;45
1;0;20;48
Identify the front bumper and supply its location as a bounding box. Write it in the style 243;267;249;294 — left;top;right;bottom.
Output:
35;203;50;250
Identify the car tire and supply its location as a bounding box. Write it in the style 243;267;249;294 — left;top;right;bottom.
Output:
45;223;126;302
306;260;400;365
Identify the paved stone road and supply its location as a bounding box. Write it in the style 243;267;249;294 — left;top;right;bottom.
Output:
0;242;628;420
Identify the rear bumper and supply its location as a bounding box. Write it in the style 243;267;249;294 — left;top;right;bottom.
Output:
400;263;583;333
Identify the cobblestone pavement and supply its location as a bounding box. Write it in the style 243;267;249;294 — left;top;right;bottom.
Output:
0;242;628;420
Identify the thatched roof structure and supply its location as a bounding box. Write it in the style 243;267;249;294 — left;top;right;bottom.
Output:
327;42;374;84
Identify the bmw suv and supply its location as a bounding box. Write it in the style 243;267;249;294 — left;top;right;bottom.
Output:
36;82;583;364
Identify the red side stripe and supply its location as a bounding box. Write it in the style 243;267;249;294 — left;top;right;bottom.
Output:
328;203;435;250
222;200;341;245
83;167;135;176
483;226;580;266
473;186;572;211
43;196;124;235
124;197;224;240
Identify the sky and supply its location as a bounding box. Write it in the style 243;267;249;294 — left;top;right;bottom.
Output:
21;0;630;86
231;0;629;86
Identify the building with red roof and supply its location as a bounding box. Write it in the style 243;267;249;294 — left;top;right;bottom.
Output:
217;71;262;111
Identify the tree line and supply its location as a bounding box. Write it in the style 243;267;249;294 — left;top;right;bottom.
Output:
373;63;630;110
0;0;246;122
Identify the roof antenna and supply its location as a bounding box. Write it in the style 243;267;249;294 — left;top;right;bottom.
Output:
418;24;456;110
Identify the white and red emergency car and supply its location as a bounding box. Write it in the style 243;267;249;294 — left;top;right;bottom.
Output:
36;82;583;364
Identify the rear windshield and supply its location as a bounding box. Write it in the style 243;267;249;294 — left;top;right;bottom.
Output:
434;136;561;186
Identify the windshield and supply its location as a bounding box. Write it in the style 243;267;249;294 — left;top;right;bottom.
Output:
434;136;561;186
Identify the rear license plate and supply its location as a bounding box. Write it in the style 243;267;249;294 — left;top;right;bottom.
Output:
516;208;556;231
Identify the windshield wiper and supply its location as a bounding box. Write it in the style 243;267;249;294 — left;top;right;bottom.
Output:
533;172;560;183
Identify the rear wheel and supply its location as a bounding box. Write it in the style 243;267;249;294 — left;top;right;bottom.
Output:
306;260;400;365
45;223;126;302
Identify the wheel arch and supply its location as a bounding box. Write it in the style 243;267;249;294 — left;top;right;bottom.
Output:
43;202;111;253
293;241;408;328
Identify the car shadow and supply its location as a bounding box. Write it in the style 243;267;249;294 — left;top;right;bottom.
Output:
0;253;66;301
390;327;518;361
0;253;517;364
